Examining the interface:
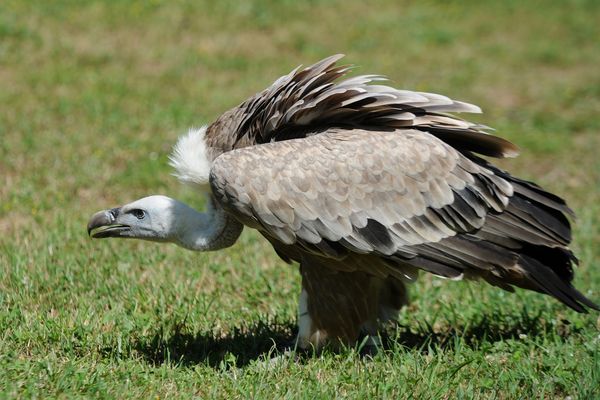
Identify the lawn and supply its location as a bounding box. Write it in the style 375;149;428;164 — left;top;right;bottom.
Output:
1;0;599;398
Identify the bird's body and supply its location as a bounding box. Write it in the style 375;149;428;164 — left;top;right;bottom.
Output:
88;55;598;349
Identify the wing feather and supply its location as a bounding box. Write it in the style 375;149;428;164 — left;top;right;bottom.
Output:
211;128;507;255
210;127;598;312
207;54;519;159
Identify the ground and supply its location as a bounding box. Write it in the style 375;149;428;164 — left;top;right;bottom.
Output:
1;0;599;398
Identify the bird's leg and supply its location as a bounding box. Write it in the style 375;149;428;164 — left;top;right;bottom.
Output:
296;256;410;353
295;270;367;351
296;257;379;351
359;277;409;355
296;288;331;350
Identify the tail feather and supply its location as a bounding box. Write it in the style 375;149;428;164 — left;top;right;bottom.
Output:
520;254;598;312
483;170;597;312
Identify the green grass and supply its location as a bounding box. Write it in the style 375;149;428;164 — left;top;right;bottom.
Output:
1;0;599;398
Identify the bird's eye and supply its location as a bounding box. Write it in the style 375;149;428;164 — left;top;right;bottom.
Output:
131;209;145;219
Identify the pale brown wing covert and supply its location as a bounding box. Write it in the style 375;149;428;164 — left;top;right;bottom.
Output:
210;128;512;259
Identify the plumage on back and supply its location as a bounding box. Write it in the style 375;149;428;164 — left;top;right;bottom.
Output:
205;54;519;159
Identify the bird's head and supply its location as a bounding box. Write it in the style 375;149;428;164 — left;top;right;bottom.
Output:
87;195;187;242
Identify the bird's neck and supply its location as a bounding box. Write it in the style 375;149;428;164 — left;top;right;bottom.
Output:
175;195;243;251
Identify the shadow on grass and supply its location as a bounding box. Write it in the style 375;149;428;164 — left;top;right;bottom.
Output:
389;307;576;351
132;319;298;368
128;307;578;368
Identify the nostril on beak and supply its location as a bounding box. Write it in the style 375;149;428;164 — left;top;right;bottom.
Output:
109;208;120;220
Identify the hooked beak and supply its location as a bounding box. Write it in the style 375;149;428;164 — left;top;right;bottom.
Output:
87;207;130;238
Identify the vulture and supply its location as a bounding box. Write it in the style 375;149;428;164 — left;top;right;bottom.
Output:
88;55;598;350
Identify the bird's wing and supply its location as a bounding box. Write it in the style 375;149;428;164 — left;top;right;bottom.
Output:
220;54;518;158
210;128;511;268
210;128;598;312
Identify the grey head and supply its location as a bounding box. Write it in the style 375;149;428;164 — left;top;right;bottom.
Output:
87;195;188;242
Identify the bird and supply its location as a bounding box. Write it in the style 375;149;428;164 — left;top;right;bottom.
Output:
87;54;598;350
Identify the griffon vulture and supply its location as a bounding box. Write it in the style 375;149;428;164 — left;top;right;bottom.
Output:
88;55;598;349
